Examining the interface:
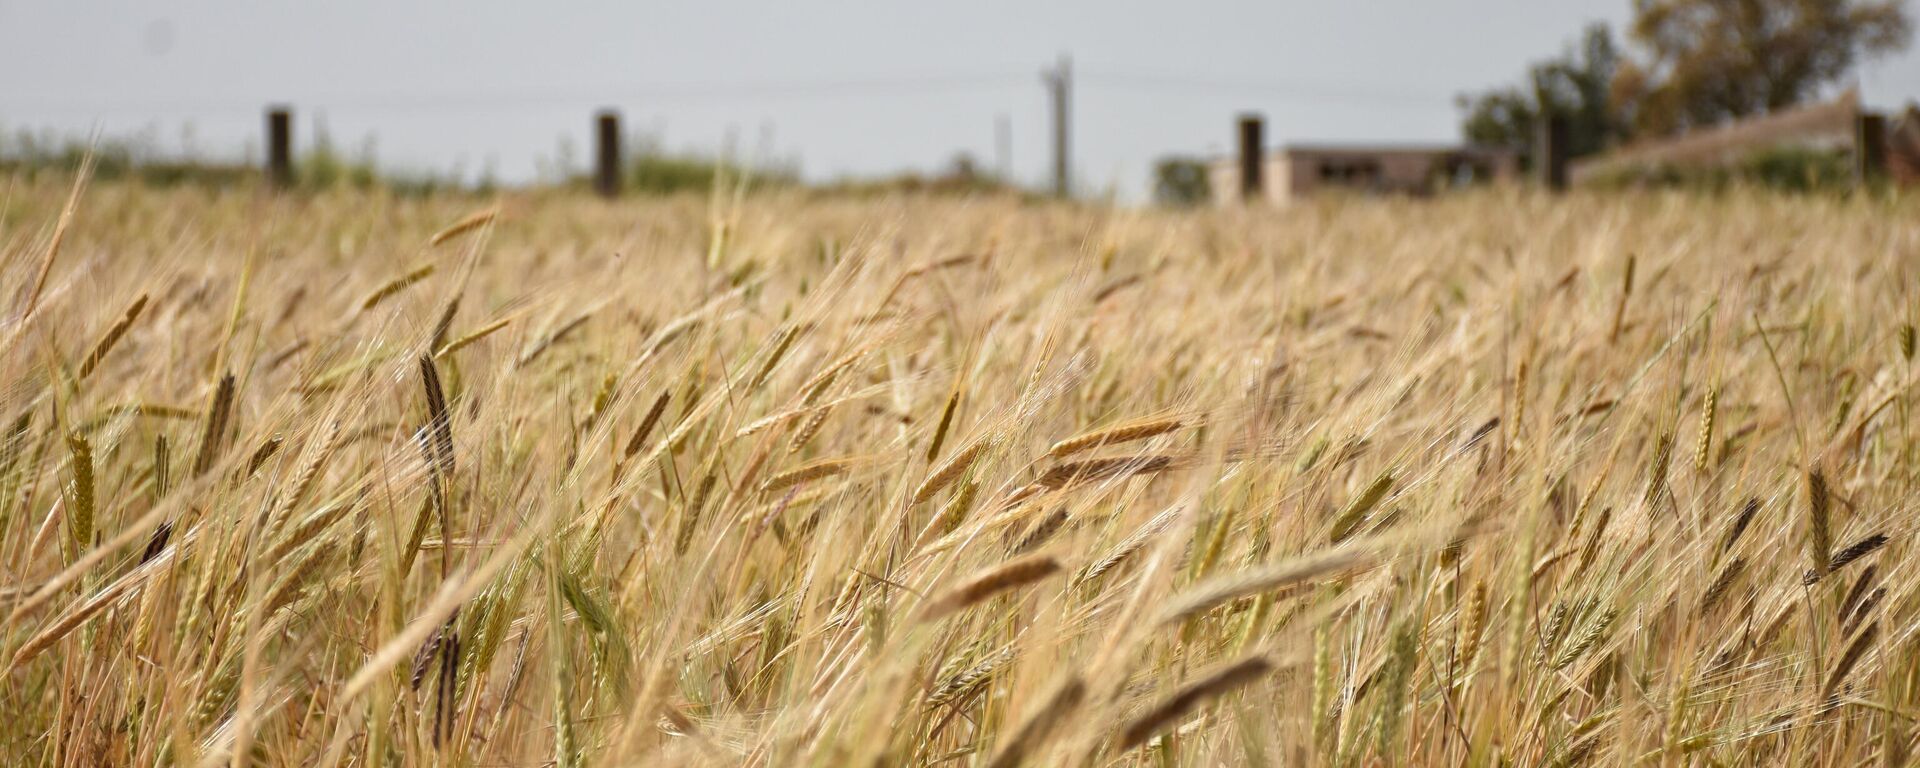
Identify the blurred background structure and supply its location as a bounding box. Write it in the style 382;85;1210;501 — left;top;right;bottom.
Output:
1;0;1915;201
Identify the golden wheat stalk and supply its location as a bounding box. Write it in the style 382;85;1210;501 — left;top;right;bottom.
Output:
924;389;960;463
1456;580;1489;675
359;264;435;311
760;455;864;494
1699;558;1744;615
1721;497;1759;555
733;380;891;440
517;311;592;367
265;496;362;566
1827;533;1887;574
1805;470;1832;581
1511;358;1530;441
1551;607;1617;670
1118;654;1275;749
263;542;336;613
1034;453;1178;491
622;392;672;459
419;354;456;478
428;296;461;352
1046;415;1186;459
748;325;800;390
242;434;284;477
1821;621;1878;701
264;421;343;538
15;157;90;324
1310;625;1334;750
429;207;498;246
1160;547;1371;623
799;344;873;405
435;316;515;358
191;373;236;477
1608;253;1636;343
927;646;1015;707
1075;504;1182;585
77;293;148;380
8;571;144;671
787;403;833;453
911;439;987;506
1568;439;1625;540
1693;384;1718;472
63;434;94;559
984;676;1086;768
1838;565;1880;623
1329;471;1394;543
919;554;1062;619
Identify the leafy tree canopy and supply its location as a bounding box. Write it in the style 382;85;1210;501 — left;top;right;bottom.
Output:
1461;1;1911;156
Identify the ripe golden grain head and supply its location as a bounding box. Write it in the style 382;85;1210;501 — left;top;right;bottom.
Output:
920;553;1063;620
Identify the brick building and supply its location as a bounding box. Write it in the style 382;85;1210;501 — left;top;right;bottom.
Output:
1209;143;1517;206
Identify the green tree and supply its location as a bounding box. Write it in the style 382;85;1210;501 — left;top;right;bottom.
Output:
1614;0;1911;136
1461;2;1911;158
1152;156;1211;206
1458;23;1626;162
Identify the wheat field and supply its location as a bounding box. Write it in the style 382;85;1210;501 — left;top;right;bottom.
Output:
2;172;1918;766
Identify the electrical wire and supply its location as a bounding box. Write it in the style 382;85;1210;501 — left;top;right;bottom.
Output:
4;68;1453;116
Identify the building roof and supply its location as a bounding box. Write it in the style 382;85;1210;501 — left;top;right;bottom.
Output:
1569;90;1858;183
1279;142;1501;156
1207;142;1515;168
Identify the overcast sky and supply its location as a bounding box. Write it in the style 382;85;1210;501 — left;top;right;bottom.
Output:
3;1;1917;197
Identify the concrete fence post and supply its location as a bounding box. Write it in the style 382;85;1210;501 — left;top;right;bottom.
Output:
1857;112;1887;187
1536;114;1568;192
595;109;622;198
266;106;293;190
1237;113;1264;203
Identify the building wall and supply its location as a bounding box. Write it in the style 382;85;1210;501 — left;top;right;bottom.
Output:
1269;155;1295;206
1209;146;1512;206
1892;106;1920;185
1284;149;1441;199
1208;155;1295;206
1207;162;1240;206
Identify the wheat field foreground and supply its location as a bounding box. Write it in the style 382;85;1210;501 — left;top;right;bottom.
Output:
2;178;1919;767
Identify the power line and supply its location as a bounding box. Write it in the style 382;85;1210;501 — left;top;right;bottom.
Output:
3;73;1037;116
1076;71;1449;108
3;69;1462;117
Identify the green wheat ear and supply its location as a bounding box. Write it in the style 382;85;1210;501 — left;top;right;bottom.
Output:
63;433;94;562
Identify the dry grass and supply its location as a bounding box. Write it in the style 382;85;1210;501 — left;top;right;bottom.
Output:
2;174;1919;766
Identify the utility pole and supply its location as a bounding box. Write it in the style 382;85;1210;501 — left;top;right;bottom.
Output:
1043;54;1072;198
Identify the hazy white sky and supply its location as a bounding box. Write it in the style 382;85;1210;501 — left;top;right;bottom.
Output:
3;1;1917;196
